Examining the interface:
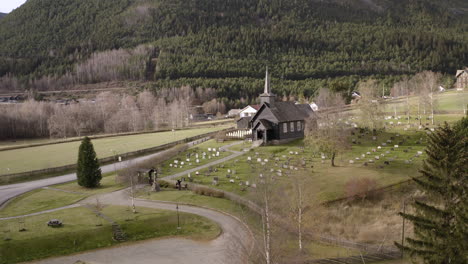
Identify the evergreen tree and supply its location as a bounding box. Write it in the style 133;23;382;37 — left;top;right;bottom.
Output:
76;137;102;188
395;118;467;264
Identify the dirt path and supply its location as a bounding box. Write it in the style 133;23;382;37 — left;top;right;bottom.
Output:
29;189;253;264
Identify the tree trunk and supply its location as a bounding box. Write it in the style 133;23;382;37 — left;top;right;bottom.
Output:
298;186;303;252
263;191;271;264
331;152;336;167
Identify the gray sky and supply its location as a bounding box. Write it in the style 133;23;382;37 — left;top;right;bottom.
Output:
1;0;27;13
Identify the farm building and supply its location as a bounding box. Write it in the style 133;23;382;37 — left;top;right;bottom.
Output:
455;69;468;89
239;105;260;117
250;69;313;144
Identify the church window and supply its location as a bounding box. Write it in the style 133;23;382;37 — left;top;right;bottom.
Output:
283;123;288;133
290;122;295;132
297;121;302;131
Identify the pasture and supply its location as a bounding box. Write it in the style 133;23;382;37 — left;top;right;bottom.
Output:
0;126;228;175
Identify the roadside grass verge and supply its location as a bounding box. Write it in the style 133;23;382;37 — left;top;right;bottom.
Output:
0;126;228;175
0;173;124;218
0;205;220;264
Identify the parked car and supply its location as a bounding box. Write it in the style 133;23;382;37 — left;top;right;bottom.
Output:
47;219;63;227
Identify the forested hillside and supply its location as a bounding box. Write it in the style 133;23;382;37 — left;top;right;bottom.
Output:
0;0;467;102
0;13;6;19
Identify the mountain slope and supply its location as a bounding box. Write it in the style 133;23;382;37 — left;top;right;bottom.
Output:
0;0;467;98
0;13;6;19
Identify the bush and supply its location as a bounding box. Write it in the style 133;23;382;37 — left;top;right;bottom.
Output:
344;177;378;201
192;186;224;198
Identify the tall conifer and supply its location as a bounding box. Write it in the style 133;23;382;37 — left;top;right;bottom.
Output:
396;118;467;264
77;137;102;188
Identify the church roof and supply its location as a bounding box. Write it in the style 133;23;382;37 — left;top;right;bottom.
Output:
267;101;313;122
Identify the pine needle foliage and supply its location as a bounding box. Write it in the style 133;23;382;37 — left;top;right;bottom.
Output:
395;118;467;264
76;136;102;188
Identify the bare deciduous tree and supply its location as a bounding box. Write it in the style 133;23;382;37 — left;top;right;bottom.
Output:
357;79;383;130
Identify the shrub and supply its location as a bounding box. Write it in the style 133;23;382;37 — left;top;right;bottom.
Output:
192;186;224;198
344;177;378;201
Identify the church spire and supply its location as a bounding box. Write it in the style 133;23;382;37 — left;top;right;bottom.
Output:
260;66;275;106
264;66;271;94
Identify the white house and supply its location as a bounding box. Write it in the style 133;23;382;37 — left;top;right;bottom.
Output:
239;105;260;118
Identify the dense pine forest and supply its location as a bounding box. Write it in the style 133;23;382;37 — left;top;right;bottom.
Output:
0;0;467;102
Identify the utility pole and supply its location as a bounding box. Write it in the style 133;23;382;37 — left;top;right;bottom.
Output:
130;173;136;213
401;200;406;258
176;204;181;230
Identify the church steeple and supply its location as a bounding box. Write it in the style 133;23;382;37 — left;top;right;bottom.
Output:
264;66;271;94
260;66;276;106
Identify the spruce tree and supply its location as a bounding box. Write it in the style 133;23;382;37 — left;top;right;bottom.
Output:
395;118;467;264
77;137;102;188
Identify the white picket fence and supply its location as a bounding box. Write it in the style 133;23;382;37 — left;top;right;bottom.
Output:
226;129;252;139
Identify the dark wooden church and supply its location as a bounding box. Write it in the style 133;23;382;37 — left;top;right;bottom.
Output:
250;69;314;145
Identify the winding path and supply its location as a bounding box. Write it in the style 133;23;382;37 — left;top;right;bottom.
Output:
28;189;253;264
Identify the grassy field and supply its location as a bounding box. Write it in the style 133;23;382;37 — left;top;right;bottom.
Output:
0;173;124;218
0;126;228;175
0;205;220;264
157;139;237;177
383;89;467;113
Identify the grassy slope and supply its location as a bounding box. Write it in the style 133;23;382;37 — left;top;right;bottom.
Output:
0;126;226;175
0;205;220;264
383;90;468;113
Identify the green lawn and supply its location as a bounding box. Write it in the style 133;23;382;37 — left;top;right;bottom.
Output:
383;89;468;113
158;139;237;177
0;126;228;175
0;174;124;218
0;205;220;264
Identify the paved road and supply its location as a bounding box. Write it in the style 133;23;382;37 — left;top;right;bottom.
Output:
0;138;211;207
29;189;253;264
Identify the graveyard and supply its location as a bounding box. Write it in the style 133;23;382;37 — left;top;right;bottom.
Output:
157;139;237;177
169;124;428;201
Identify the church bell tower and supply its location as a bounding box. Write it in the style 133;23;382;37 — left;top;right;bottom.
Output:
260;67;275;106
